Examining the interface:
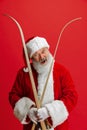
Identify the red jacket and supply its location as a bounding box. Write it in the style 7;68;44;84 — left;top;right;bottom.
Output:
9;62;78;130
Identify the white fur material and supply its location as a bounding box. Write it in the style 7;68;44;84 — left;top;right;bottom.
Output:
37;69;54;106
26;36;49;58
45;100;69;128
14;97;35;124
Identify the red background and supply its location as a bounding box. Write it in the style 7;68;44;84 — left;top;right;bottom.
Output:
0;0;87;130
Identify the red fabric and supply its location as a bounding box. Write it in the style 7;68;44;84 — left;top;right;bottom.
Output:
9;62;78;130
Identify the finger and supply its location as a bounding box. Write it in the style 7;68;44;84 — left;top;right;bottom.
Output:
38;118;44;122
36;113;43;120
31;119;37;124
37;115;43;121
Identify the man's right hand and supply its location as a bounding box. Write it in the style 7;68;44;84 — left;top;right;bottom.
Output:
28;107;38;124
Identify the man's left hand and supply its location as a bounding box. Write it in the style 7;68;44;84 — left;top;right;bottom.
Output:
37;107;49;122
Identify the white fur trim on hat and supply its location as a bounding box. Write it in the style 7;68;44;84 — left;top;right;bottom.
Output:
26;36;50;58
45;100;69;128
14;97;35;124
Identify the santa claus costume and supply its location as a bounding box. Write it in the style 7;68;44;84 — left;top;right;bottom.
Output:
9;36;78;130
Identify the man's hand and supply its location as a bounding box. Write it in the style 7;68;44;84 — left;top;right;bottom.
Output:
28;107;38;124
37;107;49;122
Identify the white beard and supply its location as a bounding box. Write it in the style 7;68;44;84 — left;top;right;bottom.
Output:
32;53;54;106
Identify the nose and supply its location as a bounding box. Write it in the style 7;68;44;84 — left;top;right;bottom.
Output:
39;53;44;59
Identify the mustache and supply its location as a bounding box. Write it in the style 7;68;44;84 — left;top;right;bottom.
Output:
40;57;47;63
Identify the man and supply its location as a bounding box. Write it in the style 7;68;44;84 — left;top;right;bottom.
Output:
9;36;78;130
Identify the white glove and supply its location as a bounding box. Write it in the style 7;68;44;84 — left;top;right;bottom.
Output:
37;107;49;122
28;107;38;124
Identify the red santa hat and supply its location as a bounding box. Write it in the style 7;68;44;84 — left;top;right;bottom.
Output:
26;36;50;58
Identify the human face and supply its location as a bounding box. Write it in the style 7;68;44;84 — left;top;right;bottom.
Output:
32;47;49;65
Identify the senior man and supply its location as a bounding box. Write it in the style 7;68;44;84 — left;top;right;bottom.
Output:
9;36;78;130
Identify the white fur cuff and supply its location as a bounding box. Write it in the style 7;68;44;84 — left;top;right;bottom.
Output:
14;97;35;124
45;100;69;128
